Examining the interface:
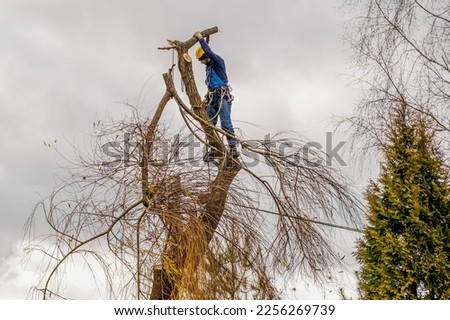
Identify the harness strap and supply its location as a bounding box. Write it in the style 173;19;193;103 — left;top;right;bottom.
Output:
205;86;234;105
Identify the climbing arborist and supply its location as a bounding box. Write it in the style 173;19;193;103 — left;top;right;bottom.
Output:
194;31;239;161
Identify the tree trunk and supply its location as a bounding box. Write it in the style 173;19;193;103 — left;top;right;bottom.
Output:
148;27;242;299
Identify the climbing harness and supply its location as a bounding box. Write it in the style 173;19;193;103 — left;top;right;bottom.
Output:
202;85;239;165
211;86;234;102
204;86;234;121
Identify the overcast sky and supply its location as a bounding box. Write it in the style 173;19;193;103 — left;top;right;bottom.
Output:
0;0;363;299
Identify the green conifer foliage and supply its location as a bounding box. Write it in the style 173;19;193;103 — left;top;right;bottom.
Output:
357;109;450;299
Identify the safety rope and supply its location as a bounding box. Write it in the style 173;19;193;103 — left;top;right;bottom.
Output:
208;90;225;122
206;86;233;121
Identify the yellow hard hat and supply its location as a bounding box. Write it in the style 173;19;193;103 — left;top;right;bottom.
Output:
195;46;205;60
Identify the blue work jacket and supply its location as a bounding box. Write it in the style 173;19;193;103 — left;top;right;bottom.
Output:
199;38;229;91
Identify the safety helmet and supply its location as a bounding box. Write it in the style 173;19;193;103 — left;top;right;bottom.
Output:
195;46;206;60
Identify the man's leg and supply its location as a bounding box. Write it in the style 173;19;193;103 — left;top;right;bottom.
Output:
203;104;220;162
219;100;239;158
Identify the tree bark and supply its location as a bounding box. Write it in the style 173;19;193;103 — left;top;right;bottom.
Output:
142;90;172;207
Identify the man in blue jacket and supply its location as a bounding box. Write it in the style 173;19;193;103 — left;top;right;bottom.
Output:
194;31;239;161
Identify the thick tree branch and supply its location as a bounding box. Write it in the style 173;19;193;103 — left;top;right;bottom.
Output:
166;26;224;156
141;89;172;207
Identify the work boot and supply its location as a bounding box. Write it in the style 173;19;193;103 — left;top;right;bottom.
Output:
229;146;239;159
203;149;220;162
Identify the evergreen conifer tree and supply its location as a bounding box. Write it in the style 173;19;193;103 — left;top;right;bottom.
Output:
357;107;450;299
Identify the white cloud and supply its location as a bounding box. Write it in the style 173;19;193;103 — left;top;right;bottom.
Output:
0;243;35;299
0;241;108;299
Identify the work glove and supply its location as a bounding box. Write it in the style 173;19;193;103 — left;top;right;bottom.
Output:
194;31;203;40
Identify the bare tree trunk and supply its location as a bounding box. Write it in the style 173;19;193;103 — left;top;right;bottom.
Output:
149;175;182;300
200;164;240;242
150;265;173;300
148;27;242;299
142;90;172;207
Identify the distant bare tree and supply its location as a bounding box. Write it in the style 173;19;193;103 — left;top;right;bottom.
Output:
343;0;450;156
27;27;361;300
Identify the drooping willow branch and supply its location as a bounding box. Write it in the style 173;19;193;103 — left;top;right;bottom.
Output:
41;200;142;300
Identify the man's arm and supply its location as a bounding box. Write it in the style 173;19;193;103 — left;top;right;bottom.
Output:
194;32;223;64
